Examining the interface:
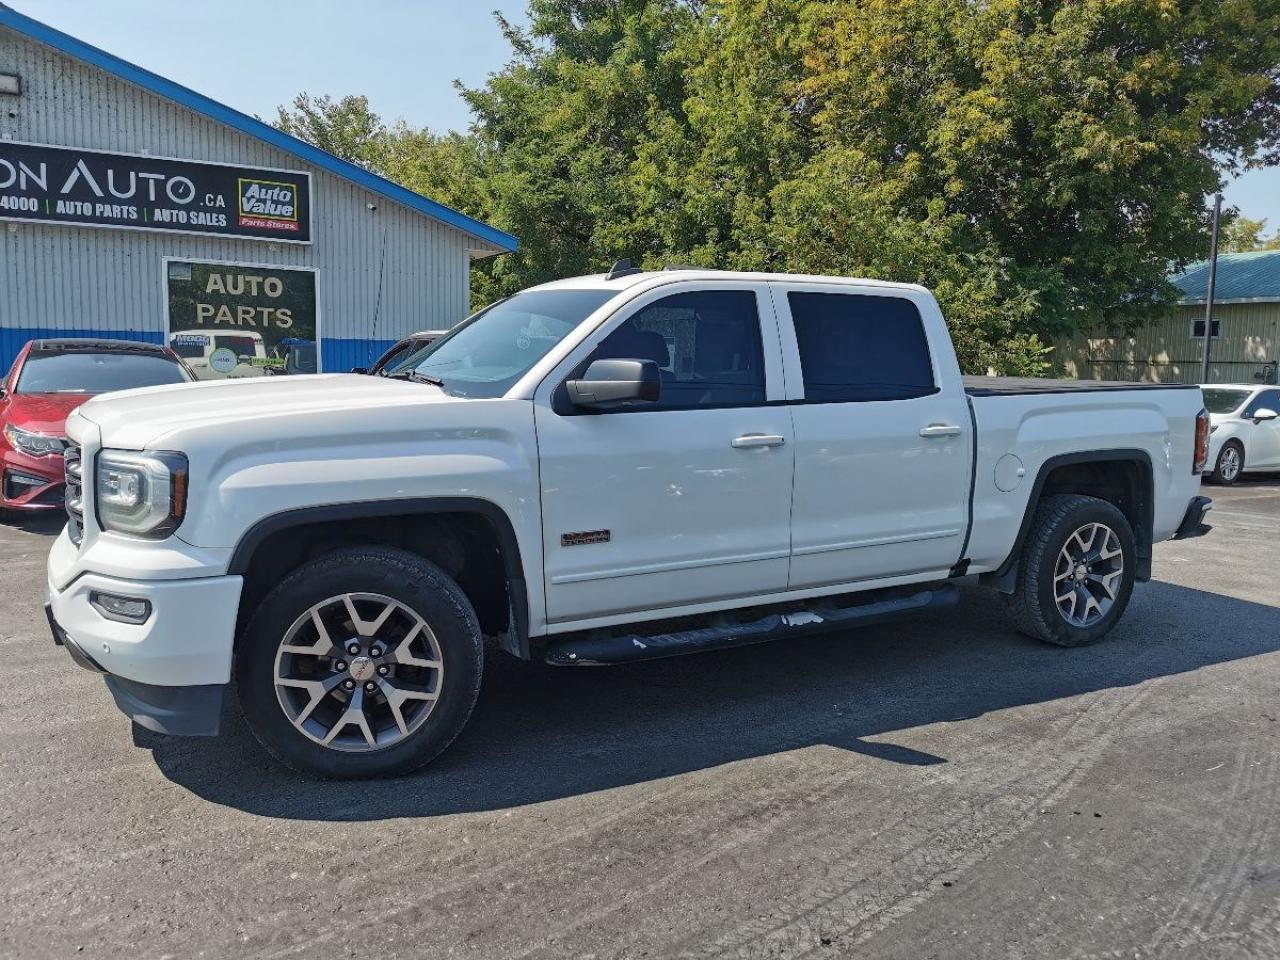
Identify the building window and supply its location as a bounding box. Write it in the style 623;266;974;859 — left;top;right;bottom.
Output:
1190;318;1221;340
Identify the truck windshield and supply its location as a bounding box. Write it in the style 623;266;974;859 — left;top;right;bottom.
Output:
406;289;616;398
1202;387;1252;414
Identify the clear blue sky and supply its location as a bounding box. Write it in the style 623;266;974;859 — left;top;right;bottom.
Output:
12;0;1280;237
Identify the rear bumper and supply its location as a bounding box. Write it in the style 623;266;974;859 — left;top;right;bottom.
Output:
1173;495;1212;540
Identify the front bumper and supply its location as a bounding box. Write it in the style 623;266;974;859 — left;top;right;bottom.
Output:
1;448;64;510
46;604;225;735
47;531;242;735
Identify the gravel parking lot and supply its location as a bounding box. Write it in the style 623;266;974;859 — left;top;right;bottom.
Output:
2;479;1278;959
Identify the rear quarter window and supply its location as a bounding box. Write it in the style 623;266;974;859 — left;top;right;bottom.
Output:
787;291;936;402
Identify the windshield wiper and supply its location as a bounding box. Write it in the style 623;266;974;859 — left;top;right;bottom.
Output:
388;369;449;390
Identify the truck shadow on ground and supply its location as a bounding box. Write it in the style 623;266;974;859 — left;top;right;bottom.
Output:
139;575;1280;821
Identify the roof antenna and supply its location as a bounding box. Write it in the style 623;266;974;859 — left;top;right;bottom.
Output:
605;258;644;281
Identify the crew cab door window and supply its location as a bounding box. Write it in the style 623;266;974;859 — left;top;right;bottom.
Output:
788;292;936;402
585;290;766;409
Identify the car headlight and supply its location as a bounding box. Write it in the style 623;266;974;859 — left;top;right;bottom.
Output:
95;450;188;538
3;423;65;457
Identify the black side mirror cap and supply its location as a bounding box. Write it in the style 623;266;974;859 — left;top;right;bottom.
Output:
566;358;661;409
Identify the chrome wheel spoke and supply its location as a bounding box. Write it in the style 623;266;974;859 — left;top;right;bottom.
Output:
323;687;376;747
379;676;439;736
280;610;338;656
391;622;443;670
278;673;347;725
342;594;397;638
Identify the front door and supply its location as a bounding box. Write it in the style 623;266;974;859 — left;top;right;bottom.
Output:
535;284;795;626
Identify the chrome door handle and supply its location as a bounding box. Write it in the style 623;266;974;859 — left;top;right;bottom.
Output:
919;423;962;439
731;434;786;449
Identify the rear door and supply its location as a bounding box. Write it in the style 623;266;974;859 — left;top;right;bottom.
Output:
773;283;973;589
534;282;795;626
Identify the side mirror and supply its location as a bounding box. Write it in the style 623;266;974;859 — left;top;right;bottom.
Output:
351;366;369;375
566;359;661;409
1253;408;1278;422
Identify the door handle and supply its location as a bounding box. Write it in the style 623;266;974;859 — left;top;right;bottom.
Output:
731;434;786;449
919;423;963;439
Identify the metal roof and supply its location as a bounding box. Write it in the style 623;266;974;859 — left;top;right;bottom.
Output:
0;4;518;253
1174;250;1280;304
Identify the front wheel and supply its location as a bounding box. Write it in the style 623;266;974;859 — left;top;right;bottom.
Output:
1004;494;1137;647
236;547;483;778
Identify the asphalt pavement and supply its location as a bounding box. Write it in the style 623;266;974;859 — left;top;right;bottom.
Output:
1;478;1278;959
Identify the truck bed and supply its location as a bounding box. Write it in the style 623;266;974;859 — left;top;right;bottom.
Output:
963;376;1201;397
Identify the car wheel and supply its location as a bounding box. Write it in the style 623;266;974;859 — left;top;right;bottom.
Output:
1004;494;1136;647
237;546;483;779
1212;441;1244;486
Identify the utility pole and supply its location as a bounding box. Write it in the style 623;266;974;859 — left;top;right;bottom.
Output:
1201;193;1222;384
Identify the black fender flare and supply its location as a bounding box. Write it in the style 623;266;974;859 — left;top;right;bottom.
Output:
227;497;530;658
984;449;1155;593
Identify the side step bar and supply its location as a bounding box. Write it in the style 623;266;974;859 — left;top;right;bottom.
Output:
544;584;959;666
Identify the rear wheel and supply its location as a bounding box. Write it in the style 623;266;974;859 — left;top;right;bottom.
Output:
236;547;483;778
1212;441;1244;485
1004;494;1136;647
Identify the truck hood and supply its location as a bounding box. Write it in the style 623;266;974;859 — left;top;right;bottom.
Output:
75;374;458;449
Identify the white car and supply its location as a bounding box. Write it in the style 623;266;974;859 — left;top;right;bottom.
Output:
1201;384;1280;484
46;267;1213;778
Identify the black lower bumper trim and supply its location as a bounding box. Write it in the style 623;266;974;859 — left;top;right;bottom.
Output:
104;676;225;737
1173;495;1213;540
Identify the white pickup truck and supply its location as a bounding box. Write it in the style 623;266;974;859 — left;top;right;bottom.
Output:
46;266;1213;778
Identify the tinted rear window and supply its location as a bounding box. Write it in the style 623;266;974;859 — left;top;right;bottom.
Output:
17;350;189;394
1201;388;1252;414
788;292;936;402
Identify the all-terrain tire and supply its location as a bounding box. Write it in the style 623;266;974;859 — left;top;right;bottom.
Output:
236;546;483;779
1004;494;1137;647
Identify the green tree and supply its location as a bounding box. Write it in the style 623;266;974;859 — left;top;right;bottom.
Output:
1221;214;1280;251
276;0;1280;373
274;93;390;168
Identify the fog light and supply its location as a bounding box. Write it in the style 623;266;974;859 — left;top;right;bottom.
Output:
89;591;152;624
6;472;45;487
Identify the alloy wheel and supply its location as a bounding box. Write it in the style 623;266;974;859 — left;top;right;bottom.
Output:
1219;446;1241;481
1053;522;1124;628
273;592;444;752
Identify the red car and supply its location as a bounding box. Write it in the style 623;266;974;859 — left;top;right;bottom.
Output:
1;338;193;513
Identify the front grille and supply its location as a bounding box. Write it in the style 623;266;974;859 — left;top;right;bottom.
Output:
64;444;84;545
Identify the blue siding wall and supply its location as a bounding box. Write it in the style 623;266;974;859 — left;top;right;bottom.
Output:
1;329;394;376
321;338;399;373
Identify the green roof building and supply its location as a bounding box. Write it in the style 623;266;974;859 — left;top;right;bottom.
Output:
1058;250;1280;385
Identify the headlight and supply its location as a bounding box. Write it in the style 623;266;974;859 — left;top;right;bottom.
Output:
95;450;188;538
3;423;65;457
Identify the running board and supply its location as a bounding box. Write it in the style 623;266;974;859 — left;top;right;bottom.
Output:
543;584;959;666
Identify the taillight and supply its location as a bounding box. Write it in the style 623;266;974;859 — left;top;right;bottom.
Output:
1193;408;1210;475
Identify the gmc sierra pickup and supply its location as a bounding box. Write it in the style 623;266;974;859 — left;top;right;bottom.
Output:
45;266;1213;778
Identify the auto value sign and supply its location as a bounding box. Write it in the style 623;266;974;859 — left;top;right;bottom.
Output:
0;141;313;243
